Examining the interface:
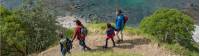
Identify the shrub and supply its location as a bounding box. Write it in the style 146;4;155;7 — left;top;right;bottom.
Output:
0;3;58;56
65;28;74;39
140;8;194;43
0;6;27;56
140;8;198;55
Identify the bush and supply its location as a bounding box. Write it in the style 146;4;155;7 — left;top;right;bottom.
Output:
140;8;198;55
0;6;28;56
0;2;59;56
140;8;194;43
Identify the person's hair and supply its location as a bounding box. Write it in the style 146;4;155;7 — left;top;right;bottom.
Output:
107;23;112;28
118;9;122;14
74;20;83;26
116;9;123;16
59;32;64;38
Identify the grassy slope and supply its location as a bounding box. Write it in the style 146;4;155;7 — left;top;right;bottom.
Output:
72;23;142;56
87;23;198;56
41;23;197;56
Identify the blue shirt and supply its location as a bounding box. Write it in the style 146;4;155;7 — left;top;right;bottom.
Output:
115;15;124;30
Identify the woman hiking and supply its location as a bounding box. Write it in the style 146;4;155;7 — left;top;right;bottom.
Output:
72;20;91;51
103;23;116;48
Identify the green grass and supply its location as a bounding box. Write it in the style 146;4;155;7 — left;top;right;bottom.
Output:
86;23;142;35
141;33;199;56
86;23;107;34
124;27;142;36
163;43;198;56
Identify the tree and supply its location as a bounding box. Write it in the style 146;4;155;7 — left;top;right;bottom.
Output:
1;0;60;55
0;5;27;56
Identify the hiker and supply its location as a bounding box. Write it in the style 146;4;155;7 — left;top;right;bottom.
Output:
115;9;127;43
72;20;91;51
59;32;72;56
103;23;116;48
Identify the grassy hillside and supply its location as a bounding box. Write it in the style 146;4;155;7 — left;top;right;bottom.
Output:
86;23;198;56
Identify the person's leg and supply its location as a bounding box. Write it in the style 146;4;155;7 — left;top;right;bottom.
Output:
60;45;63;56
79;40;91;50
61;48;66;56
116;30;122;43
120;30;123;41
116;31;120;40
111;38;116;47
104;38;109;48
79;40;85;50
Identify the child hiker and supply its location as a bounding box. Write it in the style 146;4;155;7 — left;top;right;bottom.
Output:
103;23;116;48
72;20;91;51
59;32;72;56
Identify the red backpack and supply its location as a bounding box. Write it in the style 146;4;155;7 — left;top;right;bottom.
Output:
124;15;128;24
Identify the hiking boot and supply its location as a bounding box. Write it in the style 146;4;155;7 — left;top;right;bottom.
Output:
117;40;121;44
87;48;92;50
103;46;108;48
113;45;116;47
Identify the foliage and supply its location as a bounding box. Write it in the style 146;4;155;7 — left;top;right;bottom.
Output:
0;0;59;55
163;43;198;56
0;5;28;56
65;28;74;39
140;8;194;43
140;8;198;56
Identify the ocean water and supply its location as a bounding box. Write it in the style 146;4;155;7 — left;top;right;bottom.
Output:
1;0;198;26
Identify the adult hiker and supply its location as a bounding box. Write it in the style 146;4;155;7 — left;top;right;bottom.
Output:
72;20;91;51
103;23;116;48
59;32;72;56
115;9;126;43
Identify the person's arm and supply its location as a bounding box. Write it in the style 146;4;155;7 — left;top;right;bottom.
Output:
72;28;77;42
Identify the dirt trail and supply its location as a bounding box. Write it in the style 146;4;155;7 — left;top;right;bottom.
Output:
36;33;176;56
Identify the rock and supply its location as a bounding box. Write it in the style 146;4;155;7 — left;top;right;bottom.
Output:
192;25;199;43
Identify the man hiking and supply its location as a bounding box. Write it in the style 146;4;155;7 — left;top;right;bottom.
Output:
72;20;91;51
59;32;72;56
115;9;128;43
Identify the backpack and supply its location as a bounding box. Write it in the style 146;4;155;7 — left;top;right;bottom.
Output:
124;15;128;24
60;38;72;49
65;38;72;49
81;26;88;36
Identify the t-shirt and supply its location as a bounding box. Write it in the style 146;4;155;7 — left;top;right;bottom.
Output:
115;15;125;30
75;26;85;40
106;28;115;38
